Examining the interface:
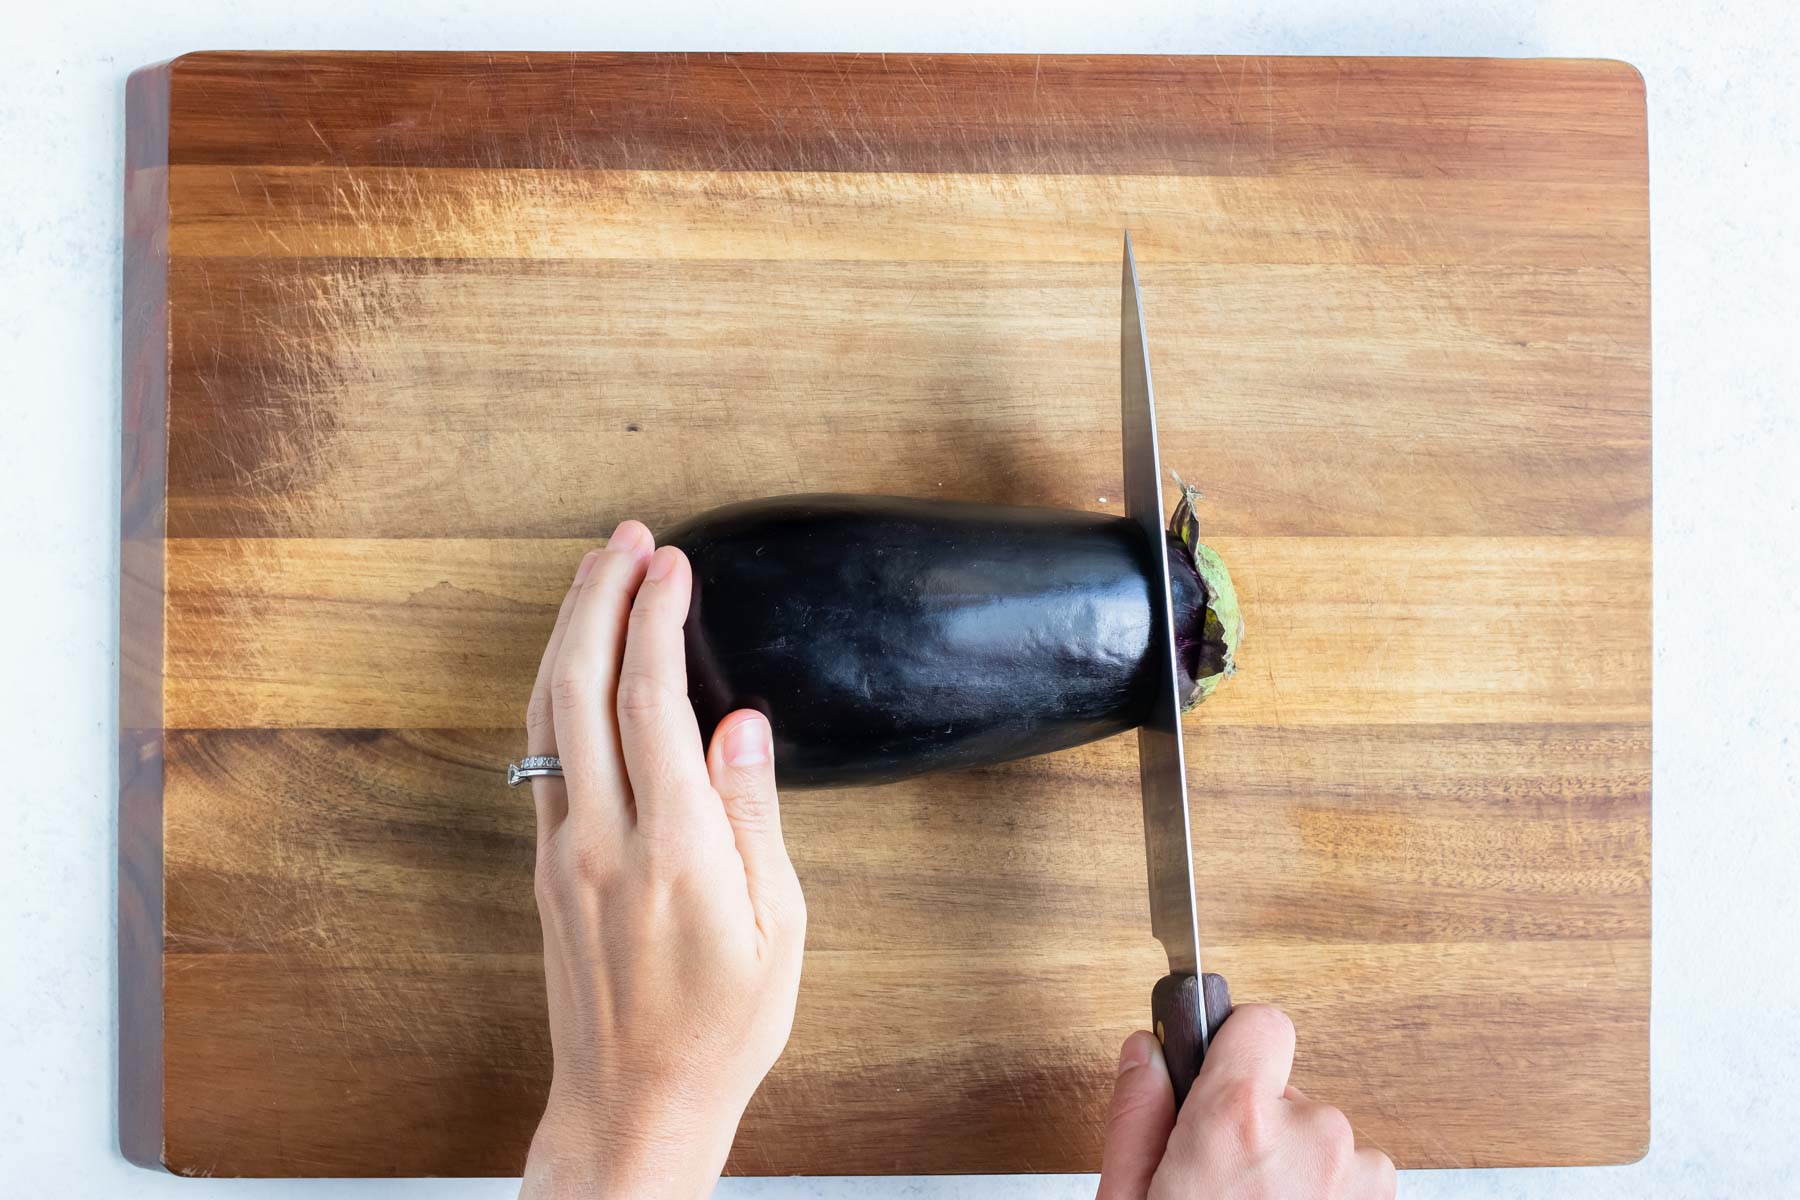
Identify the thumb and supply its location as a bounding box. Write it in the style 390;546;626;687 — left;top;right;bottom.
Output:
1096;1031;1176;1200
706;710;798;923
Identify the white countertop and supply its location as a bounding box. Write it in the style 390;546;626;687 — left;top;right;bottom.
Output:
4;0;1797;1195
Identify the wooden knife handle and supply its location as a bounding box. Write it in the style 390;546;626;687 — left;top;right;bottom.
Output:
1152;971;1233;1109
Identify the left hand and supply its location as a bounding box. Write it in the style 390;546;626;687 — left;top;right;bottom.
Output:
519;521;808;1199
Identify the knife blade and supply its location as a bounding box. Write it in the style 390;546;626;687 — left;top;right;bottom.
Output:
1120;233;1232;1108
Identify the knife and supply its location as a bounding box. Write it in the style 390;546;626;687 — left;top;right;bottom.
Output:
1120;233;1233;1108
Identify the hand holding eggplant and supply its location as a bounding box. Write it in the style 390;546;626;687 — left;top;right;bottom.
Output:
519;522;806;1200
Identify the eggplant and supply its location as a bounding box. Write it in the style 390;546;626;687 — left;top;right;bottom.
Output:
665;485;1242;788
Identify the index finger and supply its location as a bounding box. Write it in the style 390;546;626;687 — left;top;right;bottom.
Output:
615;545;714;833
1193;1004;1297;1099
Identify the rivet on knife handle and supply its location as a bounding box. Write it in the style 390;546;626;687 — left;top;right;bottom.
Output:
1153;972;1233;1109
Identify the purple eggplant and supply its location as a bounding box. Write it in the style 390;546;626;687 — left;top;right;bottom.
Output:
665;487;1241;788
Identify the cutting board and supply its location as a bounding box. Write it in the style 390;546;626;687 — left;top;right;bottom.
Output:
120;52;1650;1177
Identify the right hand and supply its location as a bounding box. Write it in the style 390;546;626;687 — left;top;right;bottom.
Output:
1096;1005;1395;1199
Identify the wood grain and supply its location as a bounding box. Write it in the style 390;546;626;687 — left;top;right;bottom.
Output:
158;53;1648;180
167;170;1648;264
160;536;1648;730
163;255;1647;540
122;52;1650;1176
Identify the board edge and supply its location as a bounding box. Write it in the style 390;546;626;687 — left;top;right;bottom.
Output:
120;56;173;1174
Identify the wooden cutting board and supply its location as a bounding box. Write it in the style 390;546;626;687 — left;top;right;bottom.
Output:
120;52;1650;1177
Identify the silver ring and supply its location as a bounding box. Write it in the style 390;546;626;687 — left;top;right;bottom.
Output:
507;755;563;786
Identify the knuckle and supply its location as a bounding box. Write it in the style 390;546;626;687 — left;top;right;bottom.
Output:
638;822;726;885
1289;1102;1353;1175
532;848;563;905
1214;1080;1269;1149
1316;1106;1355;1162
524;688;555;737
1215;1077;1259;1117
568;836;620;885
549;670;592;710
1105;1076;1164;1132
636;840;697;891
726;780;777;825
627;584;670;623
632;822;685;867
580;552;625;592
614;668;669;718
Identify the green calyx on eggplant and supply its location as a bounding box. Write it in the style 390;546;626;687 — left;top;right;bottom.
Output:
1169;473;1243;709
665;487;1242;789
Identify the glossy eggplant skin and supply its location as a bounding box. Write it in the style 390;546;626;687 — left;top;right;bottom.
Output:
665;494;1172;788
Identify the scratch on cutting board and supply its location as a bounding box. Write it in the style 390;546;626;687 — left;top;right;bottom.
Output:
1260;57;1276;154
1211;56;1248;172
305;118;331;156
732;58;776;128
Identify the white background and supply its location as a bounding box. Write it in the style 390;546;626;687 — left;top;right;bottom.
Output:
3;1;1796;1196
